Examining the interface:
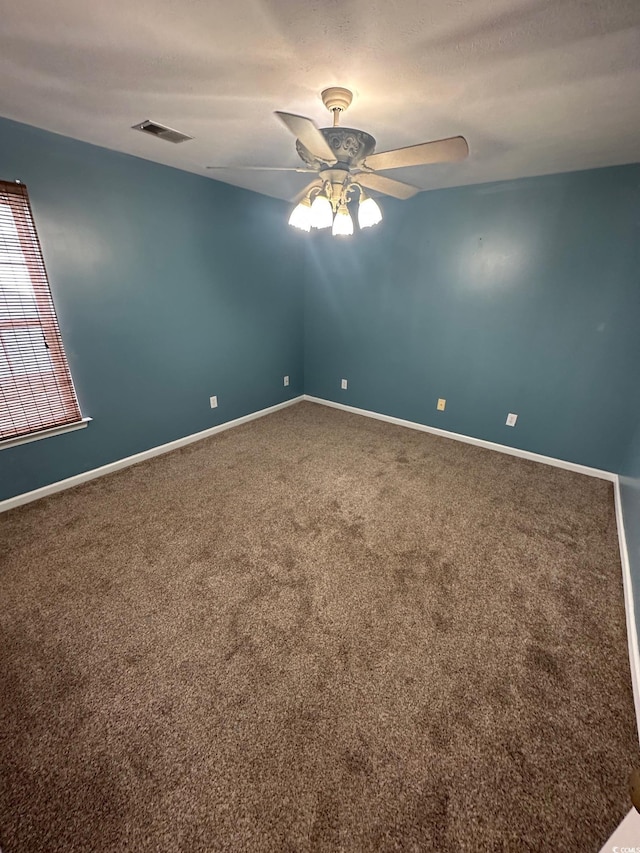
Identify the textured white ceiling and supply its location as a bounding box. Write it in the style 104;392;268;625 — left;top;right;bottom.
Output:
1;0;639;201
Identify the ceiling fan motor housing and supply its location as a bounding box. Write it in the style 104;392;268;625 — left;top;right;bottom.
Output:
296;128;376;169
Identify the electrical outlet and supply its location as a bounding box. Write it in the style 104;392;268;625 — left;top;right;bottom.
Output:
283;375;289;387
506;412;517;426
341;379;348;390
437;398;446;411
210;395;218;409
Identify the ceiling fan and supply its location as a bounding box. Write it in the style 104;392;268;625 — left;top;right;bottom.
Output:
207;87;469;236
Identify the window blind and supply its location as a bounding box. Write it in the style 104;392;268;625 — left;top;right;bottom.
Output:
0;180;82;441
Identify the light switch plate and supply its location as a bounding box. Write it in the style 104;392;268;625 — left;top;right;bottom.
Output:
210;395;218;409
341;379;348;390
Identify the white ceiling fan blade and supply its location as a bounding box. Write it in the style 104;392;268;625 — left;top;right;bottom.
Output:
354;172;420;200
363;136;469;171
206;166;317;172
274;112;337;164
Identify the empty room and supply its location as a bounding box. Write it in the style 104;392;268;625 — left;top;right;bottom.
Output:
1;1;640;851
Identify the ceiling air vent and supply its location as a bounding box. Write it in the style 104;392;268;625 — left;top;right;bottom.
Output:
132;120;193;144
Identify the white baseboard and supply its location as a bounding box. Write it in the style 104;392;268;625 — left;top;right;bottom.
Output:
303;395;617;481
614;478;640;744
0;396;304;514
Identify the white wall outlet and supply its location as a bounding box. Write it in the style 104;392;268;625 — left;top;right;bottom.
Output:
341;379;348;390
437;398;446;411
210;395;218;409
283;375;289;387
506;412;518;426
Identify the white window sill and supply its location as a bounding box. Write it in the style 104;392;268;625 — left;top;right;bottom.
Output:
0;417;92;450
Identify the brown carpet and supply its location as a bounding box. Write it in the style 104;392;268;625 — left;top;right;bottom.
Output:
0;401;637;852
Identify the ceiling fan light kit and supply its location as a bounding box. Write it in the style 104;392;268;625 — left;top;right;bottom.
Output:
207;87;468;238
289;177;381;235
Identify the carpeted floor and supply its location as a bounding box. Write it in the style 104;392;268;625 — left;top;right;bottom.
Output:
0;401;637;852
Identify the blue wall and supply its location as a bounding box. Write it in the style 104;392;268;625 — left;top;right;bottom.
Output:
304;165;640;472
0;117;303;501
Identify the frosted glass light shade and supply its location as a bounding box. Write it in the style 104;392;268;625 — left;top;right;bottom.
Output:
332;204;354;237
310;194;333;229
288;199;312;231
358;196;382;229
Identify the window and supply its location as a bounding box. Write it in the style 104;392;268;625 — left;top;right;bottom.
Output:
0;180;82;443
